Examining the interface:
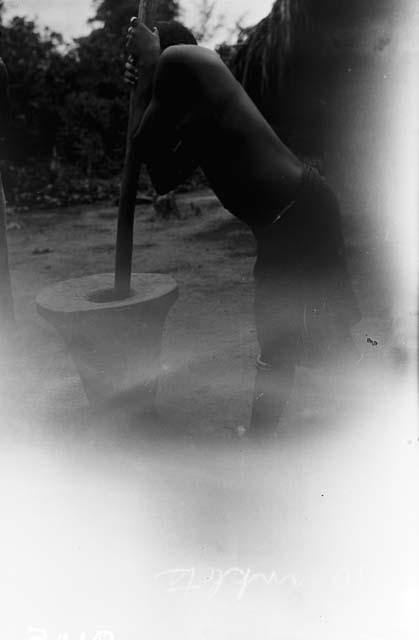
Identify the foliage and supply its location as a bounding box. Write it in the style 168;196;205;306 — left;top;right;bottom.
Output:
57;27;127;178
6;161;123;209
1;0;385;207
91;0;180;36
0;16;67;163
0;0;188;207
190;0;224;44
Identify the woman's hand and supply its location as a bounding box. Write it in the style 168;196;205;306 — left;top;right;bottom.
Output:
126;17;160;67
124;56;139;87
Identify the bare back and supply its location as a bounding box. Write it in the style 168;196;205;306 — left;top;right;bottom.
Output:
136;45;303;227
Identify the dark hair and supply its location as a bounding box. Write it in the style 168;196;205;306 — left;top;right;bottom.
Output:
156;21;197;51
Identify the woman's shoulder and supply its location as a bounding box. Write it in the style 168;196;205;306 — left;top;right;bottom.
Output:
158;45;223;75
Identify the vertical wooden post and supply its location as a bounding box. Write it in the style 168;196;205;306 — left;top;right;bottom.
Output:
114;0;159;298
0;173;14;331
0;59;14;333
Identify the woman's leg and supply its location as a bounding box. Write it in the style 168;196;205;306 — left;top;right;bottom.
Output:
250;241;302;438
249;350;296;437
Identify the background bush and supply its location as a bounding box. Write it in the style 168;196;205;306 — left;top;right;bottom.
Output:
0;0;187;208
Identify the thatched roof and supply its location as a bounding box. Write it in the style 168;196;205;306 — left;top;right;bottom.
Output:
232;0;397;98
231;0;309;99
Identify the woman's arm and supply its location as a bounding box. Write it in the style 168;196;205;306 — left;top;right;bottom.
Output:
132;102;198;193
128;48;200;194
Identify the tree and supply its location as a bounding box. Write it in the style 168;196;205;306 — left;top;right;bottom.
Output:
0;16;67;162
56;26;128;177
190;0;224;44
63;0;183;175
92;0;180;36
0;0;194;207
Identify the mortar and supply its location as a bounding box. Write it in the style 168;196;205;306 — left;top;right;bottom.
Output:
36;273;178;412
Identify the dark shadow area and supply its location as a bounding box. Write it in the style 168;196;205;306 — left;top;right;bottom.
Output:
190;217;256;257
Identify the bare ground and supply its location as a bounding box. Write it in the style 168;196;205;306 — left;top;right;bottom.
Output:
0;191;417;640
1;39;417;639
2;188;407;443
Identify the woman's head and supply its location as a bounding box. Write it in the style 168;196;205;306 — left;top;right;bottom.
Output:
155;21;197;51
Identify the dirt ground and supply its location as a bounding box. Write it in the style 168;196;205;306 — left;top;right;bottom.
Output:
1;190;417;640
2;188;402;438
5;192;255;436
1;24;418;637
